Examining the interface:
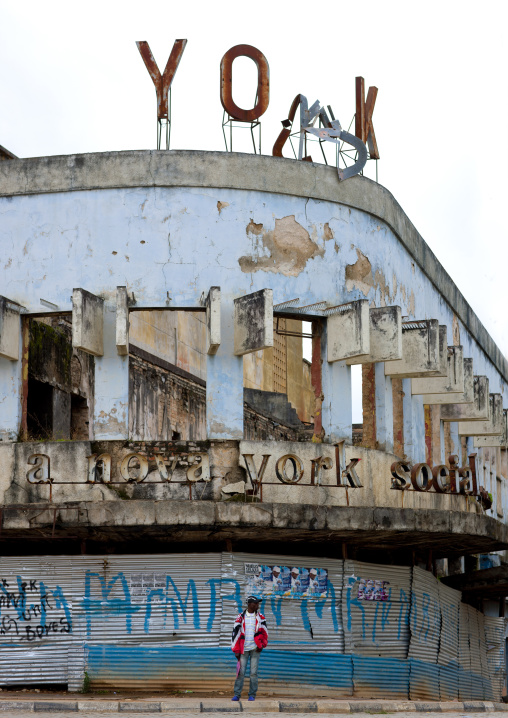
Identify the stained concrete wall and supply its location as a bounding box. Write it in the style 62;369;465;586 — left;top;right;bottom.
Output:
129;310;207;382
0;151;507;444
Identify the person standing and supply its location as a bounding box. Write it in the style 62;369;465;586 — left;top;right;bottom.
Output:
231;595;268;702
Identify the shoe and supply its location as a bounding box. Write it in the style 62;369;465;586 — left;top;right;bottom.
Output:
231;696;240;701
248;696;255;701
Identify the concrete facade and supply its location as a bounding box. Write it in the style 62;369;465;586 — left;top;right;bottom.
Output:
1;149;508;696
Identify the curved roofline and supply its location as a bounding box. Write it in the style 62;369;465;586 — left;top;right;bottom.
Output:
1;149;506;382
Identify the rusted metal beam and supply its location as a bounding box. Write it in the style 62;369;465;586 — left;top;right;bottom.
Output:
220;44;269;122
136;39;187;120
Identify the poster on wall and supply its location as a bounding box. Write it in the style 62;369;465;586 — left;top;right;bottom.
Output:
244;563;328;600
357;578;389;601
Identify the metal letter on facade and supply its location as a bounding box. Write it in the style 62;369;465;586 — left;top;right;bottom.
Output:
304;107;368;181
220;44;269;121
272;94;319;160
120;452;149;483
276;454;304;484
26;454;51;484
87;454;112;484
355;76;379;159
136;39;187;149
243;454;271;494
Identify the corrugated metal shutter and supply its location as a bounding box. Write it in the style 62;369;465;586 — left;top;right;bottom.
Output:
458;603;488;701
484;616;506;701
476;611;492;700
458;603;473;700
408;567;441;700
220;552;351;695
351;656;410;700
437;581;461;700
76;553;223;691
343;561;411;698
0;556;74;686
222;552;344;654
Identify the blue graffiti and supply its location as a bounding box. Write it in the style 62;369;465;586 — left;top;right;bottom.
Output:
347;578;409;643
300;581;339;633
206;579;242;632
144;577;200;633
397;589;410;641
83;571;139;636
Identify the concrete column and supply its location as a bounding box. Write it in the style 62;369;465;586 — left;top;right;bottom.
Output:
374;362;393;452
362;364;376;448
93;302;129;439
206;297;243;439
0;314;23;442
439;417;446;463
402;379;425;462
444;421;460;460
320;321;352;443
392;378;404;457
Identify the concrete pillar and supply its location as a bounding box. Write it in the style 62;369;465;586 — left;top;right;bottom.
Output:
321;360;352;443
93;302;129;440
439;416;445;463
374;362;393;452
402;379;425;462
0;352;22;441
0;310;23;442
206;297;243;439
392;378;404;457
448;422;460;458
319;321;352;443
362;363;376;448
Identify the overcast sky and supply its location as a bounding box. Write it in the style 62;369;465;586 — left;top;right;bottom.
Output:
1;0;507;374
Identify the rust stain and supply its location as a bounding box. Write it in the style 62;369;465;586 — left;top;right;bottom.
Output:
323;222;334;240
345;249;374;296
310;321;324;443
409;289;416;315
374;269;390;306
452;314;461;346
217;201;229;215
246;219;263;235
240;215;324;277
361;363;377;449
424;404;432;464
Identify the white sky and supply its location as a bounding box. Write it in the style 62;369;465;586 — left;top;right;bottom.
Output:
1;0;507;421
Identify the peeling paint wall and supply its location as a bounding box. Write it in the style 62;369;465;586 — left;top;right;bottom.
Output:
0;184;502;398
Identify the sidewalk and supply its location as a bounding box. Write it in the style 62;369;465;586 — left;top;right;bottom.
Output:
0;697;507;713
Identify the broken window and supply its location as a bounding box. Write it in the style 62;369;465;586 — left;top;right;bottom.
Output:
24;317;93;441
128;309;206;441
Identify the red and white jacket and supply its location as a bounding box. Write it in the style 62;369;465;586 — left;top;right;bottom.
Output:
231;610;268;654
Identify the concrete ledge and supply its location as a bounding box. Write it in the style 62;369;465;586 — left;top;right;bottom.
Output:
34;701;78;711
0;702;36;712
78;702;120;712
0;697;507;712
2;500;507;556
316;701;352;713
280;701;317;712
0;150;506;383
118;702;162;712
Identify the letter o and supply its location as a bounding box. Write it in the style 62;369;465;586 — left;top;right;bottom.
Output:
220;44;269;122
120;453;149;483
276;454;304;484
411;463;433;492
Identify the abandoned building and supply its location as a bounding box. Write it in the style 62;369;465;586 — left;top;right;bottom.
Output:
0;147;508;700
